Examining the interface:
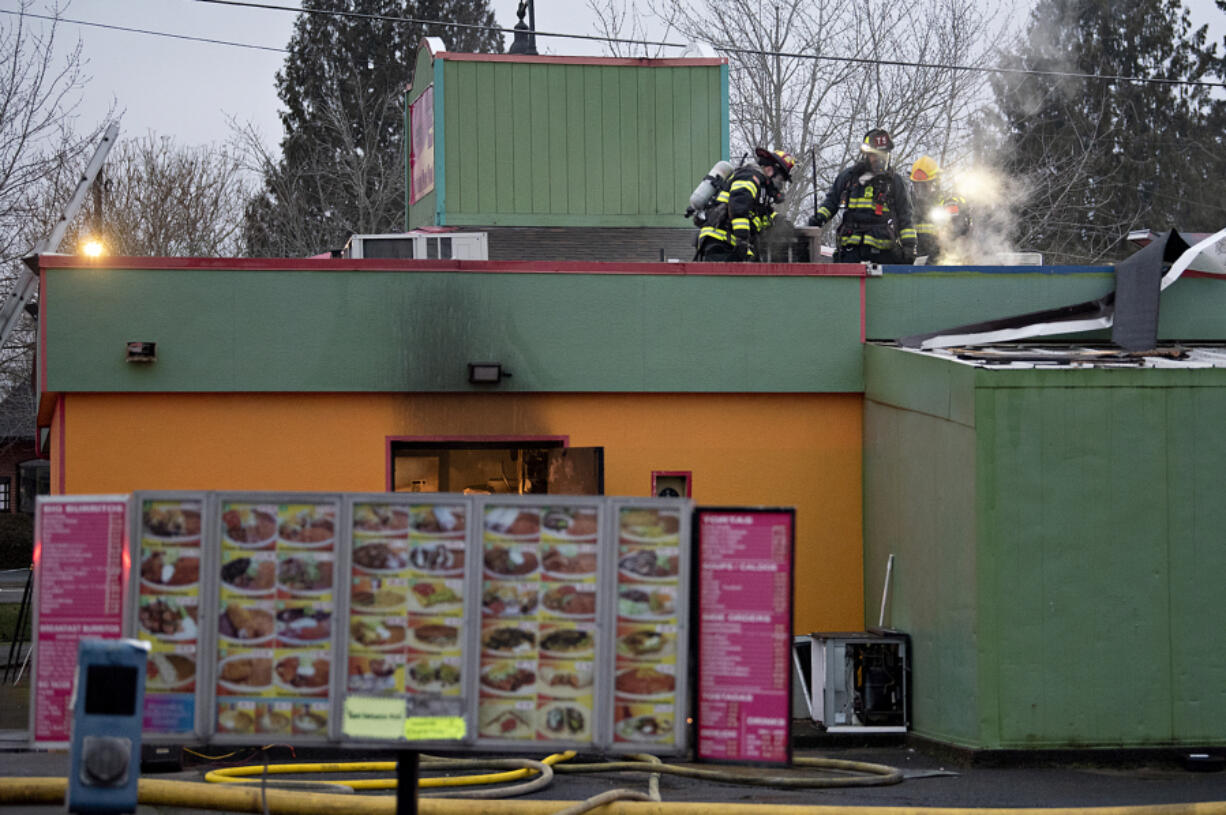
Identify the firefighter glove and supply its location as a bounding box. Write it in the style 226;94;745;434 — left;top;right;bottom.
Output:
807;212;827;228
900;243;917;264
734;241;750;261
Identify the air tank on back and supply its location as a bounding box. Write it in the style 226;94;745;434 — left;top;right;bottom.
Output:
684;160;734;221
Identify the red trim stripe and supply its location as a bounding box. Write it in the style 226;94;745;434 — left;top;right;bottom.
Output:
56;394;65;494
34;255;863;278
860;276;867;343
387;434;570;444
651;470;693;498
38;265;47;392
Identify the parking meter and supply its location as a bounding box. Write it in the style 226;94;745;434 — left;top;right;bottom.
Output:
67;639;149;814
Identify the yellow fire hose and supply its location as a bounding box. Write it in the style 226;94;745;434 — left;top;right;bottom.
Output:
203;750;576;791
198;752;902;793
8;749;1226;815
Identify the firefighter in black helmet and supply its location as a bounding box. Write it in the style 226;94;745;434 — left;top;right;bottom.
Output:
697;147;797;261
807;129;917;264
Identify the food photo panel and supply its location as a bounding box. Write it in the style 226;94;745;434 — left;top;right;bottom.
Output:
212;496;341;742
476;500;603;747
132;494;205;739
610;502;689;753
343;498;472;743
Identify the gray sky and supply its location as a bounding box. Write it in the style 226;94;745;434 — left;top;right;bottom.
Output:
18;0;621;148
5;0;1225;150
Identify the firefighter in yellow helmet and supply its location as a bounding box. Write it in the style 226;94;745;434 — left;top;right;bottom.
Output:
910;156;944;261
909;155;971;263
807;129;917;264
697;147;797;261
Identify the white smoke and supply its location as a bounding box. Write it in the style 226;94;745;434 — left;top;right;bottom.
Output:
925;163;1038;265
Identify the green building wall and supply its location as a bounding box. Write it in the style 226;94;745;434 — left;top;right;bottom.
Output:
406;41;728;229
865;344;1226;748
37;248;1226;749
38;261;862;394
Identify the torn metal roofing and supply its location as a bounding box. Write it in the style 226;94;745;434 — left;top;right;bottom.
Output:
899;228;1226;351
893;343;1226;370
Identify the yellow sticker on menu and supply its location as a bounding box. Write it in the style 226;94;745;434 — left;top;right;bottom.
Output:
405;716;466;741
342;696;405;740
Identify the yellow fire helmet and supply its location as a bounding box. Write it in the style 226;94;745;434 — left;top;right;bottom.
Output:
910;155;941;182
755;147;797;182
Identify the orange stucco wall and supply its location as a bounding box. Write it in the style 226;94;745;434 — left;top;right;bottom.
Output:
51;391;863;631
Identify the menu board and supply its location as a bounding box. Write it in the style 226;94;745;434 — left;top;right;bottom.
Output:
344;499;468;738
695;508;794;765
133;496;203;737
476;503;600;744
90;490;697;751
213;498;338;739
31;496;128;747
610;504;686;749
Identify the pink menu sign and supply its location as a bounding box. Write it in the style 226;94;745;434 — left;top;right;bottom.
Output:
695;508;794;764
31;496;129;747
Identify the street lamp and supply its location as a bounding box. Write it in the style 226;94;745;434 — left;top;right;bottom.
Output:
508;0;537;55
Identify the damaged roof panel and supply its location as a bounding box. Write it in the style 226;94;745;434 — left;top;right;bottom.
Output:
892;343;1226;370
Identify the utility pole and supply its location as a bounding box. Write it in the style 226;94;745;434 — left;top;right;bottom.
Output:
0;121;119;348
93;166;105;240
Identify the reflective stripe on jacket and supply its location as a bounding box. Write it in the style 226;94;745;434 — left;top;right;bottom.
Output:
816;163;915;249
700;163;777;255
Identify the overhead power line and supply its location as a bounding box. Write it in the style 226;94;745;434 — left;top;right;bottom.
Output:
0;8;287;52
6;1;1223;90
193;0;1226;89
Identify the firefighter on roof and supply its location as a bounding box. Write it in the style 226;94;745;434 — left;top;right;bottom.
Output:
808;129;917;264
695;147;796;262
909;155;971;263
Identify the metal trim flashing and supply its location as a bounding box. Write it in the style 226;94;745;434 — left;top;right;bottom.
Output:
33;255;863;277
436;53;725;68
880;265;1112;275
720;63;730;161
433;57;446;227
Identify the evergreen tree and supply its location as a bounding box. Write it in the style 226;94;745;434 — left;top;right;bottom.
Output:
243;1;502;257
983;0;1222;264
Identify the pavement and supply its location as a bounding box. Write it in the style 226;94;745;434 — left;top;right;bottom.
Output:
0;567;31;604
4;723;1226;813
4;635;1226;812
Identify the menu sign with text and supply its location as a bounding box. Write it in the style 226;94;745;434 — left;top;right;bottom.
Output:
31;496;128;747
695;508;794;765
57;490;698;752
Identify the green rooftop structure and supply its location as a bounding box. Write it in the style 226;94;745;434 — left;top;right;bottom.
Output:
405;38;728;231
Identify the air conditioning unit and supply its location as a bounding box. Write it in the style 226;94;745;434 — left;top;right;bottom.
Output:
344;231;488;260
809;631;909;732
791;635;815;719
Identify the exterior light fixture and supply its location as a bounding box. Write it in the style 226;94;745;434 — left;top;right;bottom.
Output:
508;0;538;55
126;342;157;363
82;239;105;257
468;362;509;384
